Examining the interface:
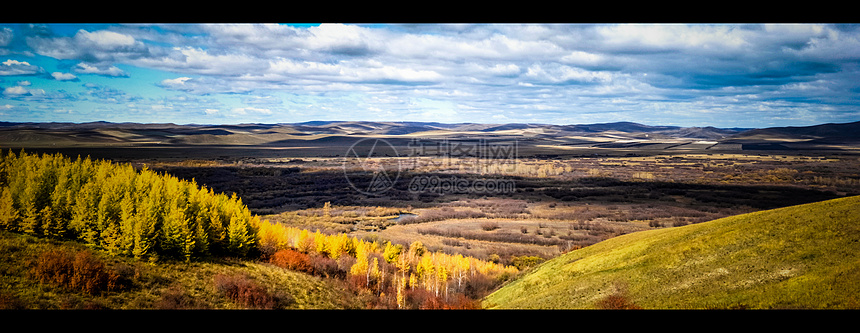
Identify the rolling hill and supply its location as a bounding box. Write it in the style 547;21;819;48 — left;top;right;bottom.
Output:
483;195;860;309
0;120;857;159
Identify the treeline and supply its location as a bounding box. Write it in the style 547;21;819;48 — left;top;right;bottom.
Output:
258;222;519;309
0;150;259;261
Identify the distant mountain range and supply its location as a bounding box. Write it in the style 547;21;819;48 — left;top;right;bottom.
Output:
0;120;753;138
0;120;857;154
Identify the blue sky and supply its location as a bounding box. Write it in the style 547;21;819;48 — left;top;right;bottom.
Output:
1;23;859;128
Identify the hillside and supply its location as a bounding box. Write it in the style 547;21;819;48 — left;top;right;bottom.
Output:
483;195;860;309
0;230;371;309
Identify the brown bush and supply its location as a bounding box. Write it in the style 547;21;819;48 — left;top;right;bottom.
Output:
156;285;203;310
30;248;74;287
596;293;641;310
463;273;495;300
213;273;287;309
0;291;27;310
480;222;500;231
30;248;124;295
269;249;313;274
400;288;480;310
70;251;113;295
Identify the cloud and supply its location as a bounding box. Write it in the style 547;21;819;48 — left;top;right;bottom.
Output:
523;63;615;85
231;106;272;115
82;83;139;103
159;76;255;95
594;24;752;54
0;59;43;76
3;84;45;97
51;71;78;81
161;76;192;86
74;62;128;77
150;46;267;76
1;23;859;127
3;85;29;95
27;28;150;63
0;28;12;47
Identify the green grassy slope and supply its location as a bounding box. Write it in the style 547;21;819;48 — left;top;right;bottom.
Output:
484;195;860;309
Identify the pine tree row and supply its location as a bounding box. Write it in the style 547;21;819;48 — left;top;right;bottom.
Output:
0;150;259;261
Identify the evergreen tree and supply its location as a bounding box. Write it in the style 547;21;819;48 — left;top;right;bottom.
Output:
227;212;252;257
383;241;402;264
71;183;100;246
0;187;19;231
40;205;66;239
119;193;137;256
322;201;331;218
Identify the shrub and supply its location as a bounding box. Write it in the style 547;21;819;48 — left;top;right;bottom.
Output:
269;249;313;274
213;273;286;309
596;293;641;310
302;254;342;279
510;255;545;270
463;273;495;300
0;291;26;310
30;248;74;287
29;248;124;295
480;222;500;231
70;251;114;295
155;285;203;310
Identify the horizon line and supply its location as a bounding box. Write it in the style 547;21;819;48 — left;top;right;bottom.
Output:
5;119;858;130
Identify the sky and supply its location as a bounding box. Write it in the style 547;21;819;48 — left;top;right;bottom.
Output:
1;23;859;128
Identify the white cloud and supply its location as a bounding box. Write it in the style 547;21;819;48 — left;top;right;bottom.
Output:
595;24;752;52
466;63;521;78
304;24;381;55
76;29;137;48
231;106;272;115
161;77;192;86
51;72;77;81
158;76;255;95
0;59;43;76
27;28;149;65
168;46;267;75
524;63;614;84
387;31;561;61
74;63;128;77
3;85;45;96
3;86;27;95
560;51;607;67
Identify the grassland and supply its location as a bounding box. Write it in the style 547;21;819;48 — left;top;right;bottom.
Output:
0;230;373;309
483;195;860;309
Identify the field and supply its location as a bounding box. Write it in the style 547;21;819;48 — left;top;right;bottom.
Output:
1;120;859;309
